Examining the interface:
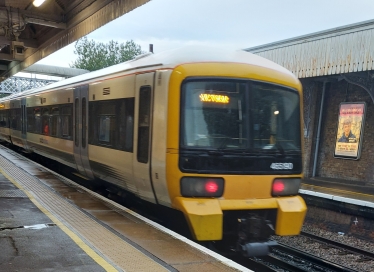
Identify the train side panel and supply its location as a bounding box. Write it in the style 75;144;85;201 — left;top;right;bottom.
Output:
87;74;137;194
132;72;157;203
87;69;172;205
150;70;172;206
27;133;76;167
24;89;75;167
9;99;23;149
0;101;11;143
88;145;135;192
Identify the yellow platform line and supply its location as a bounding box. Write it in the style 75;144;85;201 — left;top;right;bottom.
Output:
0;168;118;272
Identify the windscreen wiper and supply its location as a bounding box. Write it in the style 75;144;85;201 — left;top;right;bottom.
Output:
275;143;285;156
218;137;248;150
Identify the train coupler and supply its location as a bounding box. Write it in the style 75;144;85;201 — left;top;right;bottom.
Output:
236;213;277;256
238;240;278;256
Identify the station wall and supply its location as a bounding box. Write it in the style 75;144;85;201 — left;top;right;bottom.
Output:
301;79;374;183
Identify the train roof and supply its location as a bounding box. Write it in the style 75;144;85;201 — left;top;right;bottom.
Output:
1;46;297;100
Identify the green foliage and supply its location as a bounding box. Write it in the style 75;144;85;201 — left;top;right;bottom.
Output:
70;37;144;71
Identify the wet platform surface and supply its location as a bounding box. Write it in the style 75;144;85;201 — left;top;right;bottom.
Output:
0;172;107;272
0;145;249;272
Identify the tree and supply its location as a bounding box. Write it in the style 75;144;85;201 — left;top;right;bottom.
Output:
70;37;144;71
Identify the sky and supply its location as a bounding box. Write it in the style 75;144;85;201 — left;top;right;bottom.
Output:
34;0;374;69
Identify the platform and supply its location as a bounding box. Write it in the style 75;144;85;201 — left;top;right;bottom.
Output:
300;177;374;208
0;145;249;272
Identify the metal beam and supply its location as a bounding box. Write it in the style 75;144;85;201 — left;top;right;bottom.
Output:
342;73;374;103
0;7;65;30
312;81;328;177
0;7;63;23
0;76;58;94
0;52;14;61
0;36;38;49
25;17;66;29
1;0;151;79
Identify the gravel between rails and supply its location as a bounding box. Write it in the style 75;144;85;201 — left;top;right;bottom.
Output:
272;223;374;272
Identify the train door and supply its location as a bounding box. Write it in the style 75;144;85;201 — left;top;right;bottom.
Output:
73;85;94;179
21;98;28;149
133;73;157;203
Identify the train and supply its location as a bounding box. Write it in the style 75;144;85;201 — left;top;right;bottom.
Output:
0;46;306;256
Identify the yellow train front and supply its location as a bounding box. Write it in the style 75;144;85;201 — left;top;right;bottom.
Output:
0;47;306;256
164;50;307;256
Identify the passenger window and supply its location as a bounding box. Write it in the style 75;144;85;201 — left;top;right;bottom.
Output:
34;108;41;134
99;116;111;142
21;105;26;134
11;108;21;130
0;111;7;127
50;107;59;137
6;109;10;128
137;86;151;163
116;98;134;152
125;116;133;147
42;108;50;135
61;105;72;139
89;98;134;151
27;108;34;132
75;99;79;146
82;98;86;148
0;113;4;127
62;116;70;137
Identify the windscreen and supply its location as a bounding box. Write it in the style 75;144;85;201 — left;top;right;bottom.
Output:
181;79;301;153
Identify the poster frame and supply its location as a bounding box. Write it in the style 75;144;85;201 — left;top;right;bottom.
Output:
334;102;366;160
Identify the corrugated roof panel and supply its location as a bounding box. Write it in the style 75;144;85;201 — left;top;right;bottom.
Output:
246;20;374;78
369;30;374;70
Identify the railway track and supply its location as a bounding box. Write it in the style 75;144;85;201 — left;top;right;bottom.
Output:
263;230;374;271
300;231;374;261
266;244;356;272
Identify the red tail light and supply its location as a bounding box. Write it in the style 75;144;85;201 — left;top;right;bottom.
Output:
272;180;285;193
205;180;219;193
181;177;224;197
271;178;301;196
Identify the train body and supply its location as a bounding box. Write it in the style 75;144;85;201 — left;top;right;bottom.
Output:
0;46;306;255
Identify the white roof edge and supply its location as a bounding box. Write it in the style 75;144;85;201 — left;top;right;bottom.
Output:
245;18;374;53
0;46;298;101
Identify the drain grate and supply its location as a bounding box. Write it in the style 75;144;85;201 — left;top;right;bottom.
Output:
0;190;27;198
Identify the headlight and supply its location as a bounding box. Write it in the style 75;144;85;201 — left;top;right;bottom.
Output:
271;178;301;196
181;177;224;197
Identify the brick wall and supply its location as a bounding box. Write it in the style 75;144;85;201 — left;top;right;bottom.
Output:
301;80;320;177
302;79;374;182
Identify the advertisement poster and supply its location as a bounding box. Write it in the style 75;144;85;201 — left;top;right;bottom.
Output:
334;102;366;160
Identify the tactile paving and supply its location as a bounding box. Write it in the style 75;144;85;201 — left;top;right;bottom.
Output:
0;189;27;198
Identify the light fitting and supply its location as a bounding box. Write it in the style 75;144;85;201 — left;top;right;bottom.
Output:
33;0;46;7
